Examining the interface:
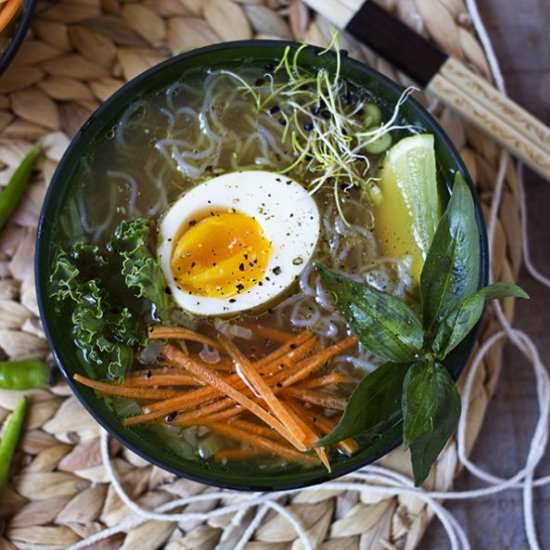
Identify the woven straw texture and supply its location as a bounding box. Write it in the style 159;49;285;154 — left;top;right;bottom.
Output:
0;0;522;548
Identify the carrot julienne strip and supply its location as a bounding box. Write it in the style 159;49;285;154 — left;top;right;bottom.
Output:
148;326;221;349
207;422;318;465
73;374;180;400
125;374;201;387
204;360;234;372
281;387;347;411
0;0;21;33
228;419;286;440
239;322;294;343
174;406;243;427
296;372;351;390
162;345;307;451
282;336;357;388
219;334;308;447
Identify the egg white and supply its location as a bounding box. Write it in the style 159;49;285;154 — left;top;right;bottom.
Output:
158;170;321;316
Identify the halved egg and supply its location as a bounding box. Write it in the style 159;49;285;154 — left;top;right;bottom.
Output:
158;170;320;316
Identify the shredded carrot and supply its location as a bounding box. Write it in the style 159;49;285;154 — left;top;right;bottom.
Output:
171;396;235;427
282;387;347;410
219;335;308;448
205;360;234;372
228;419;285;440
171;356;346;430
287;399;359;456
148;326;221;349
297;372;351;390
124;333;316;426
169;337;319;428
73;374;180;400
252;330;314;369
207;422;318;465
214;448;269;461
239;322;294;343
162;345;307;451
0;0;21;33
282;336;357;388
126;374;202;387
175;406;243;427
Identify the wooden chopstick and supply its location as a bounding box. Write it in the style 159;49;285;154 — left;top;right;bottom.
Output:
437;58;550;153
427;72;550;180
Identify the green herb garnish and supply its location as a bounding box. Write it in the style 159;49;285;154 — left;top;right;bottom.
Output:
317;172;528;485
49;218;170;380
221;33;415;224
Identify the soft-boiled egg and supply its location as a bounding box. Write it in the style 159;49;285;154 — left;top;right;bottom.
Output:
158;170;320;316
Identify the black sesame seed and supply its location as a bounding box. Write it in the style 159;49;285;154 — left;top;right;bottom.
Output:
145;370;152;379
229;298;236;303
269;105;281;114
272;266;281;275
165;412;177;423
289;343;297;350
278;117;287;126
321;110;331;120
239;263;245;271
255;78;265;86
303;121;314;131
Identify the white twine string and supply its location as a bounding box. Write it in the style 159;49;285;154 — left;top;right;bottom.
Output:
67;3;550;549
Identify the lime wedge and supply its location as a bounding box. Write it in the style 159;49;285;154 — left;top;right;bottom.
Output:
373;134;441;283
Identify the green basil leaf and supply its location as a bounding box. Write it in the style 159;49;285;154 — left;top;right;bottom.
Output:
316;362;409;446
402;363;461;486
402;360;436;447
477;282;529;301
317;265;423;362
421;173;480;334
432;282;528;359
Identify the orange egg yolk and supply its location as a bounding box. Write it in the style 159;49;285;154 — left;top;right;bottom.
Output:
171;212;272;298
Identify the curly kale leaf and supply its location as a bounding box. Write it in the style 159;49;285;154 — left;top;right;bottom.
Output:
110;219;170;322
49;249;138;380
48;249;81;303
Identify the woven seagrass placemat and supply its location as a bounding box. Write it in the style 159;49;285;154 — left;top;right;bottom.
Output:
0;0;522;548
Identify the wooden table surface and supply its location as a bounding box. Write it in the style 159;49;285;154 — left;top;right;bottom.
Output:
425;0;550;547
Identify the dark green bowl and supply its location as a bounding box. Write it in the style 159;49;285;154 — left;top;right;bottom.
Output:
36;41;489;491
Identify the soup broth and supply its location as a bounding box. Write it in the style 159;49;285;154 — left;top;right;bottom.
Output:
50;49;426;471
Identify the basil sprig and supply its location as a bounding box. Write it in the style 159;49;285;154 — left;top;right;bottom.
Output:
317;173;528;485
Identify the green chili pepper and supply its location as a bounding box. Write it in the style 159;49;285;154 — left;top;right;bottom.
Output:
0;397;27;494
0;359;49;390
0;145;41;232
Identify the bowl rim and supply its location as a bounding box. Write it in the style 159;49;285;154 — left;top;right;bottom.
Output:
36;39;489;492
0;0;36;77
